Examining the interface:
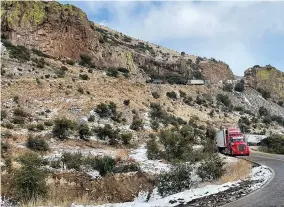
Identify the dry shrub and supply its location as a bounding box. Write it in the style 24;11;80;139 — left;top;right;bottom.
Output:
218;159;252;184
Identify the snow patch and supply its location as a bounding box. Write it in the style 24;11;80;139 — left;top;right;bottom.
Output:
129;144;171;174
71;163;272;207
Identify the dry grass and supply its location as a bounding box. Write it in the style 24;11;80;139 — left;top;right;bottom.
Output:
218;159;252;184
116;149;130;161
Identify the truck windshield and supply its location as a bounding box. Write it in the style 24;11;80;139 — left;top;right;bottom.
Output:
232;138;244;142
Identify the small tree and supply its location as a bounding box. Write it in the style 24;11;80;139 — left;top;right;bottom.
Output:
166;91;177;99
93;156;116;176
121;133;132;145
234;79;245;92
222;83;233;92
12;152;48;202
79;54;92;67
52;118;76;140
78;123;91;140
157;164;192;197
197;154;225;182
130;114;144;131
26;134;49;151
259;106;269;117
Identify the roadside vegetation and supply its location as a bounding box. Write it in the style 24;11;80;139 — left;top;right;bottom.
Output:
260;134;284;154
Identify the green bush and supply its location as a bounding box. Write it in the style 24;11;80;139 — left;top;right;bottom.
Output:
234;106;244;112
149;103;186;127
32;48;50;58
62;152;83;171
152;91;160;99
216;94;232;108
121;133;132;145
271;115;284;126
223;83;233;92
13;108;28;117
117;67;129;74
88;115;95;122
146;136;162;160
79;54;92;67
55;68;66;78
36;58;45;68
197;154;225;182
259;106;269;117
93;156;116;176
44;120;53;126
206;126;216;140
27;123;45;131
130;114;144;131
234;79;245;92
260;134;284;154
12;116;25;125
183;96;193;105
4;41;31;62
95;102;117;118
52;118;77;140
12;152;48;202
66;59;75;65
150;120;159;131
78;123;91;140
238;116;251;127
1;110;7;120
79;74;90;80
159;128;193;161
94;124;120;145
26;134;49;151
263;115;272;125
179;90;186;98
166;91;177;99
106;68;119;77
78;87;84;94
257;88;271;99
113;163;140;173
157;164;192;197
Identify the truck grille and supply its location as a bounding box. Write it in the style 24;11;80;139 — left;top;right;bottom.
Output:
238;144;246;152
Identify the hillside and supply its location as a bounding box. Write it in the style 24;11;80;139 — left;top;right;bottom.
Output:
1;1;284;207
1;1;234;84
244;65;284;100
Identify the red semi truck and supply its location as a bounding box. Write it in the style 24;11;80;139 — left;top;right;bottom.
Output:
216;127;250;156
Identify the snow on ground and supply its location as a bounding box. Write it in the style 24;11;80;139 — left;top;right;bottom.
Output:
218;153;239;163
71;164;272;207
243;95;252;106
44;146;117;161
129;144;171;174
249;165;272;191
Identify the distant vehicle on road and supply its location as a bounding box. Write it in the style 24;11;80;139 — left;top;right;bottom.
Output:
216;126;250;156
146;79;167;84
187;80;205;85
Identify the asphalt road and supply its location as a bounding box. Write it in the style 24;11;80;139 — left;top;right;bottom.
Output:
222;151;284;207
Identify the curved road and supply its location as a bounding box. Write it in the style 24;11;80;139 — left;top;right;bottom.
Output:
222;151;284;207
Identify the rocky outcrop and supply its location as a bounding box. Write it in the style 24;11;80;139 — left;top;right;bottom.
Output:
244;65;284;99
1;1;235;83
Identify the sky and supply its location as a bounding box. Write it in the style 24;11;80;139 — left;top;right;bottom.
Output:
59;1;284;76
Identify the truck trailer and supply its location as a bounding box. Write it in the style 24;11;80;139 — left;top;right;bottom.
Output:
216;127;250;156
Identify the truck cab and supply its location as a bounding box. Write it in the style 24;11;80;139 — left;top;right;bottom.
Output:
227;132;250;156
216;127;250;156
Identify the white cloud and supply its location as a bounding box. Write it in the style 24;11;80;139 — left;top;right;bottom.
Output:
76;1;284;75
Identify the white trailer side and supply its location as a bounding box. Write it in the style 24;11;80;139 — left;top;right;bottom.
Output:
187;80;205;85
216;129;226;148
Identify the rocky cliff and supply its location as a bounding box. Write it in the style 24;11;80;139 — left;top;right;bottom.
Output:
1;1;234;83
244;65;284;99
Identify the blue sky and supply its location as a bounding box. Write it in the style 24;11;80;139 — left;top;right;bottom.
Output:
60;1;284;76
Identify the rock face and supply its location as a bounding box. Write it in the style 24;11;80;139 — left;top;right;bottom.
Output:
244;66;284;99
1;1;234;83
